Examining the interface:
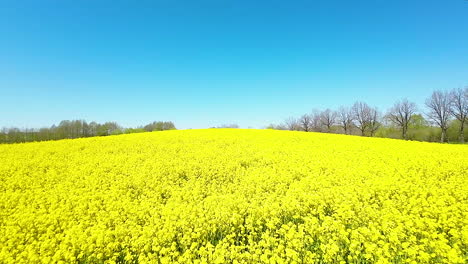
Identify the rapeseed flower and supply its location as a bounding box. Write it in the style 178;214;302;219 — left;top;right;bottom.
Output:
0;129;467;263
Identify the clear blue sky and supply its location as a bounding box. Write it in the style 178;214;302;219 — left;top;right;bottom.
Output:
1;0;467;129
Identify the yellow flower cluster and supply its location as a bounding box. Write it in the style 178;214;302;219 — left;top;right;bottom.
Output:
0;129;467;263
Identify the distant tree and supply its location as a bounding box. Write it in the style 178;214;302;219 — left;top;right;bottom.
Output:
351;102;381;137
162;121;176;130
98;122;121;136
368;107;381;137
425;90;452;143
88;122;98;137
110;129;123;135
68;120;88;138
217;124;239;128
37;127;51;141
7;128;22;143
284;117;300;131
449;87;468;143
0;128;7;143
266;124;286;130
0;120;176;144
386;99;417;140
299;114;312;132
337;106;353;135
124;128;146;134
409;114;428;129
57;120;71;138
320;109;337;132
144;121;176;132
310;110;322;132
352;102;371;136
48;125;58;140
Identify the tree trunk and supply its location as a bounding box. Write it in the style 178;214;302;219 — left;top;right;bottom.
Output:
441;128;446;143
402;128;407;140
460;123;465;143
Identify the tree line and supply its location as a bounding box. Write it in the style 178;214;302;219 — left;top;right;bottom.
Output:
268;87;467;143
0;120;176;144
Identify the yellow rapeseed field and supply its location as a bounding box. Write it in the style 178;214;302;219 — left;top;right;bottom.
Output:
0;129;467;264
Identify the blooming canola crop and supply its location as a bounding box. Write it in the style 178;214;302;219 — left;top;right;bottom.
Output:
0;129;467;263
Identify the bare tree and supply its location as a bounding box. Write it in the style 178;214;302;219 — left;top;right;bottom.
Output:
299;114;312;132
425;90;452;143
449;87;468;143
310;110;322;132
368;107;381;137
352;101;371;136
217;124;239;128
266;124;286;130
284;117;300;131
337;106;354;134
386;99;417;140
320;109;337;132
